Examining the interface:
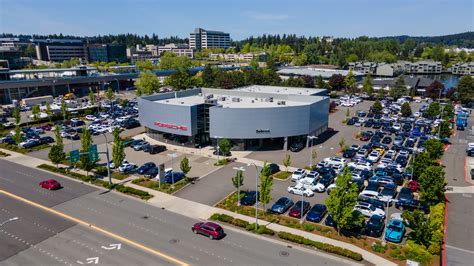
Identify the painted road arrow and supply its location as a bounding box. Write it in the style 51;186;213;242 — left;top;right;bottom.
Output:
101;243;122;250
86;257;99;264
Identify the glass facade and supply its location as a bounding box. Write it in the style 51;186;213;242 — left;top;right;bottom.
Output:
107;44;127;63
87;45;108;62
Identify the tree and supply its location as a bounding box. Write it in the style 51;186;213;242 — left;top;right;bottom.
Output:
438;120;452;138
165;71;193;90
80;127;95;174
45;102;52;122
158;52;192;71
344;70;357;94
424;102;441;118
301;75;315;88
88;90;96;105
328;74;345;91
218;138;231;157
48;144;66;168
259;162;273;210
338;137;346;151
31;104;40;122
442;104;454;120
13;126;22;144
425;80;445;100
390;75;407;98
457;75;474;104
410;151;437;179
112;138;125;172
283;154;291;172
403;210;433;247
315;75;325;88
106;87;114;101
180;157;192;176
60;99;68;121
202;65;216;87
362;74;374;97
232;170;244;206
418;165;447;205
371;100;383;114
400;102;412;117
424;138;444;160
12;107;20;125
54;125;63;146
112;127;121;143
325;167;363;235
134;71;160;96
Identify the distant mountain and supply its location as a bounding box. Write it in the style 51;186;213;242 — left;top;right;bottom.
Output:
380;32;474;47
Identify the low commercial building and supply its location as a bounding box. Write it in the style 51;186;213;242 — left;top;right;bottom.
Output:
209;52;266;62
371;76;434;95
158;43;193;58
138;85;329;151
277;67;364;81
348;62;378;75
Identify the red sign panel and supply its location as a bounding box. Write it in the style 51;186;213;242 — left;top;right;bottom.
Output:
154;121;188;131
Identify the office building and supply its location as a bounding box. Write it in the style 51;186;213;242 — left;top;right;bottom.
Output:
0;47;31;69
158;43;193;58
189;28;231;50
138;85;329;150
33;39;85;61
87;44;127;63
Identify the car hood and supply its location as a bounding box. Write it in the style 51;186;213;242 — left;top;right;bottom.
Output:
385;228;402;239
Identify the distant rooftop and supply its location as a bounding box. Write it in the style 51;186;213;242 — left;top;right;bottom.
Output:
234;85;326;96
277;67;364;78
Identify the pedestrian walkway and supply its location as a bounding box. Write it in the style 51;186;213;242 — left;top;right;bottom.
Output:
0;147;395;266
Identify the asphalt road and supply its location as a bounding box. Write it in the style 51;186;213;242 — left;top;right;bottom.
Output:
0;160;354;266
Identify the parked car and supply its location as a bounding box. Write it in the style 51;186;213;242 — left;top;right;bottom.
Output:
397;187;414;201
38;179;61;190
343;148;356;158
118;161;137;173
306;204;327;223
395;199;430;214
148;145;167;154
378;183;397;204
384;219;406;243
314;175;334;192
288;201;311;218
192;222;225;240
144;167;159;178
287;184;314;197
269;197;294;214
354;202;385;218
267;163;280;174
39;136;54;144
136;162;156;175
163;170;186;184
290;169;307;181
324;214;336;227
289;142;304;152
132;140;149;151
240;191;258;206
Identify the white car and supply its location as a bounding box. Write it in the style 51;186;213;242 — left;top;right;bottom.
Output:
359;190;382;200
287;184;314;197
290;169;307;181
297;178;319;191
118;161;137;172
324;157;347;167
331;164;344;174
354;202;385;218
355;149;368;159
85;115;97;121
348;161;372;171
367;151;381;163
341;101;354;107
305;171;319;180
414;112;421;118
316;161;329;168
392;123;401;131
70;118;81;123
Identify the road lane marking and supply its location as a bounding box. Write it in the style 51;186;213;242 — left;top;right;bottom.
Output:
0;189;189;266
445;244;474;254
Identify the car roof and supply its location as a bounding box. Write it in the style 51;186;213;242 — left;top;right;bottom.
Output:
204;222;221;229
47;179;58;182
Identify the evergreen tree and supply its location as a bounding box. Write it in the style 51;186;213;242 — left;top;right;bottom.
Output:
362;74;374;97
344;70;357;94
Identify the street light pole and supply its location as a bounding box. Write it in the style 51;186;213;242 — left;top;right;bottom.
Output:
248;163;259;230
167;153;178;186
307;135;317;169
233;166;246;206
102;133;112;185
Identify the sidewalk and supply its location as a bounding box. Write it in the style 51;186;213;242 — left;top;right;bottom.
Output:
0;148;395;266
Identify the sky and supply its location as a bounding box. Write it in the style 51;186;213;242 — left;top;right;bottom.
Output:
0;0;473;40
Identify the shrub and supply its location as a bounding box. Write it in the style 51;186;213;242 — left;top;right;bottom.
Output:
96;166;108;176
210;213;222;221
403;241;432;265
303;223;315;232
232;218;250;228
371;242;388;253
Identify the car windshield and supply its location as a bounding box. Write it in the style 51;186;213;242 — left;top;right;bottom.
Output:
388;225;401;232
276;198;287;205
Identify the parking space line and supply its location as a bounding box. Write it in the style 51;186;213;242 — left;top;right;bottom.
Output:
0;189;189;266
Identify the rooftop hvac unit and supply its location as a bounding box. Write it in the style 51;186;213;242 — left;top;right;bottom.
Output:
277;101;286;105
205;94;214;100
219;96;226;101
251;100;254;103
232;97;240;102
264;97;273;102
205;99;218;105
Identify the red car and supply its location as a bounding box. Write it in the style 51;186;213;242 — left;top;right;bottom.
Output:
39;179;61;190
192;222;225;240
288;201;311;218
40;124;52;131
407;180;420;192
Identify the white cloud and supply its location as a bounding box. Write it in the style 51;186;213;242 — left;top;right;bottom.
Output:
244;11;289;21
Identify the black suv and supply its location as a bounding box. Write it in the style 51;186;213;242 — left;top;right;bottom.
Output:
149;145;167;154
289;143;304;152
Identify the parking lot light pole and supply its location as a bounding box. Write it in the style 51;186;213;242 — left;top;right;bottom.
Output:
0;217;18;227
307;136;318;168
233;166;246;206
102;133;112;185
167;153;178;186
248;163;259;230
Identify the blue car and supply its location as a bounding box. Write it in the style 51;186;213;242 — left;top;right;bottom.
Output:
136;162;156;175
384;219;406;243
269;197;294;214
162;171;185;184
306;204;327;223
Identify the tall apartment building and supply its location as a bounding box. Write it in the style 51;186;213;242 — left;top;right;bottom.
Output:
189;28;230;50
86;44;127;63
33;39;86;61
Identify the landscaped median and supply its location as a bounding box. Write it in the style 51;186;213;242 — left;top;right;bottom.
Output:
0;143;51;154
209;213;363;262
273;171;291;180
37;164;153;200
132;177;192;194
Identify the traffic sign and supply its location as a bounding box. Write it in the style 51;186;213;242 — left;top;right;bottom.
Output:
88;144;98;162
69;150;80;163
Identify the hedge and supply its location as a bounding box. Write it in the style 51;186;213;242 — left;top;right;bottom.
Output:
0;143;51;154
277;232;363;261
210;213;275;236
37;164;153;200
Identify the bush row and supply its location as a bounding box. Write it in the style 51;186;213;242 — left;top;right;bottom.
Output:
0;143;50;154
277;232;363;261
209;213;274;235
37;164;153;200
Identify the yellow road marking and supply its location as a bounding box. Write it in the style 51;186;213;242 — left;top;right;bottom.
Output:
0;189;189;266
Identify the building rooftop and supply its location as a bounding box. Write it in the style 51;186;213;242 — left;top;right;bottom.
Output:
277;67;364;78
234;85;326;96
